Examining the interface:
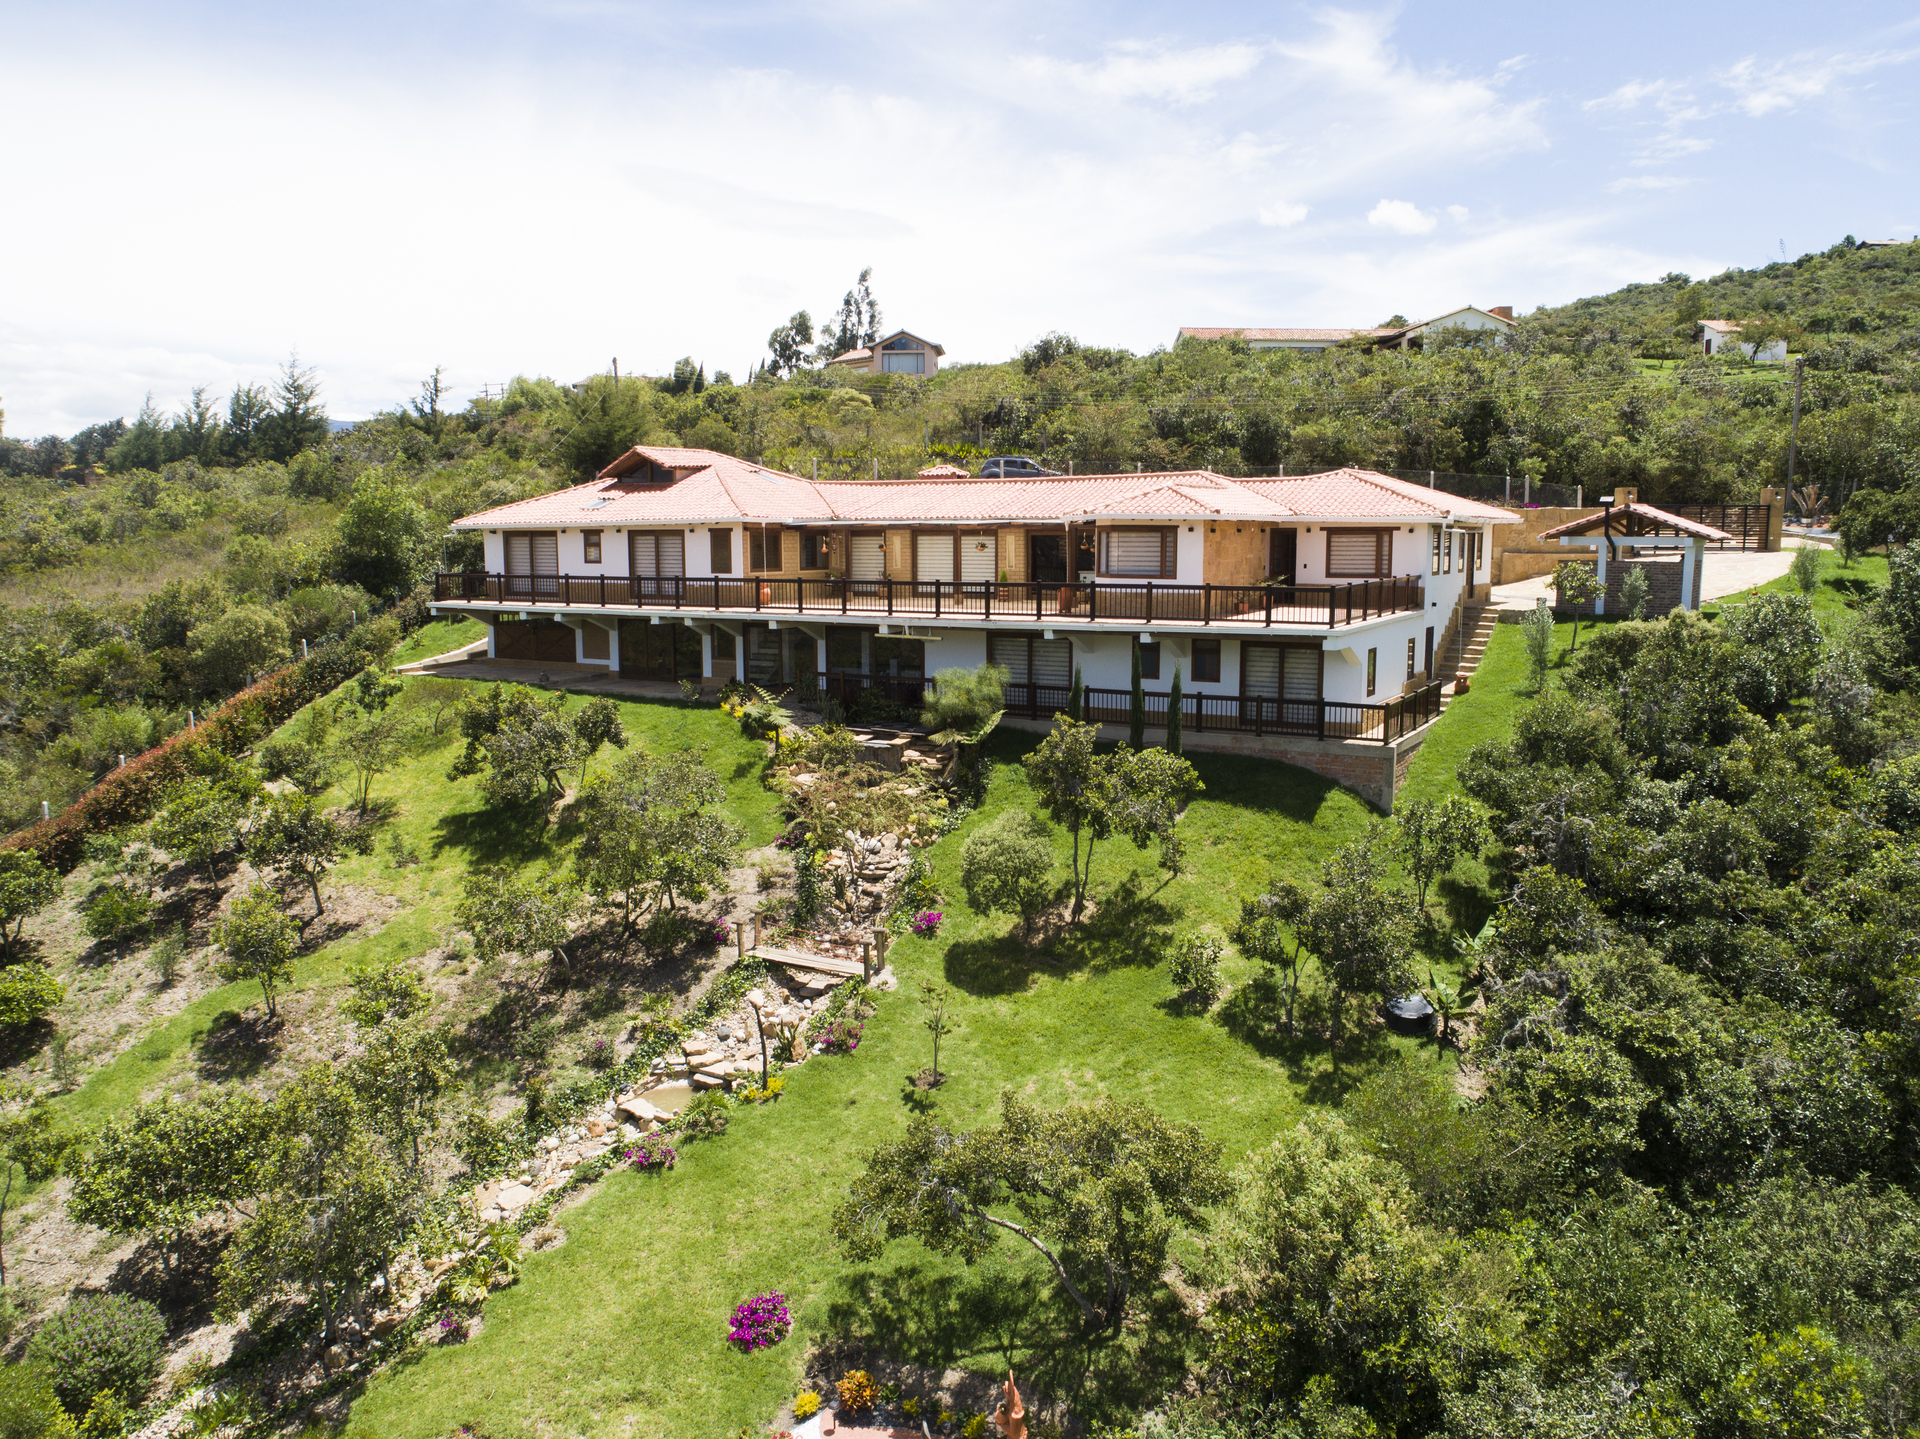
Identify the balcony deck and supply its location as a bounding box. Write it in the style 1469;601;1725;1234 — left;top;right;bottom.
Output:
433;573;1426;631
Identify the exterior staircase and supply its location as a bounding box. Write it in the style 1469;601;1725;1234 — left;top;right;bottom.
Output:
1440;603;1497;709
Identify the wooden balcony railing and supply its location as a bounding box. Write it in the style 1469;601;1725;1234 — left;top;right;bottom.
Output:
799;674;1442;745
434;573;1425;629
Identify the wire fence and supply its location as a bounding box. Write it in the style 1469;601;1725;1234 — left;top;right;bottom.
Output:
760;455;1585;508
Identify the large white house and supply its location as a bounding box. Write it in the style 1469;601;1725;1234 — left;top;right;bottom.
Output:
1179;306;1515;356
434;447;1516;805
1699;320;1787;363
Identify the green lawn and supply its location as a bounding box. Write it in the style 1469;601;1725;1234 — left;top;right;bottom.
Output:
1702;549;1887;624
392;616;489;666
343;724;1471;1437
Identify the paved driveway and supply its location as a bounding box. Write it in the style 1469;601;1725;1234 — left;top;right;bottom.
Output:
1491;541;1811;611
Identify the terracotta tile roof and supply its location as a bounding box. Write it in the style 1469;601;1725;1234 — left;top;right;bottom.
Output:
453;449;1519;530
1536;502;1733;542
1699;319;1743;333
1236;470;1513;522
1179;327;1379;343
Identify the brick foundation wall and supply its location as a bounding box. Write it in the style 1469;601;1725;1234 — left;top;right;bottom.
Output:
1553;556;1687;618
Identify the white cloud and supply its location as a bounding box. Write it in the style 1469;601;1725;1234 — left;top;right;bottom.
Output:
1720;47;1918;116
1017;38;1270;105
1259;201;1309;227
1606;175;1693;193
1446;205;1470;222
1369;199;1437;235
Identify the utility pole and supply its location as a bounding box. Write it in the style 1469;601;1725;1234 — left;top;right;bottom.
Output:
612;358;619;386
1786;356;1805;513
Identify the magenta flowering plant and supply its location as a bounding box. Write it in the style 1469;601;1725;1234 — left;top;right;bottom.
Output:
820;1019;864;1055
727;1290;791;1351
713;922;733;946
625;1134;678;1171
911;910;943;937
438;1314;469;1343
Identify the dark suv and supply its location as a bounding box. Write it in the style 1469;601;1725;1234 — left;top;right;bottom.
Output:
976;456;1060;478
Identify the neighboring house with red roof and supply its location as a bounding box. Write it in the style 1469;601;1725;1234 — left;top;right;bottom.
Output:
1698;320;1786;363
436;448;1518;805
1180;306;1514;356
822;329;944;376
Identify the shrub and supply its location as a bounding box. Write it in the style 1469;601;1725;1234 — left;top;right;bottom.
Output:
837;1370;878;1414
726;1291;790;1351
820;1019;864;1055
0;1361;71;1439
960;809;1055;937
1789;543;1824;596
792;1391;821;1420
1619;563;1650;620
679;1091;731;1139
1520;602;1554;689
910;910;943;937
80;883;153;953
1167;934;1224;1005
581;1037;616;1071
624;1134;677;1171
26;1291;168;1416
0;966;64;1030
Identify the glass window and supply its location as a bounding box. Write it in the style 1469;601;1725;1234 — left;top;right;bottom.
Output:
882;335;918;350
710;528;733;574
1367;647;1378;697
826;626;866;671
1137;640;1161;680
1430;525;1442;576
800;530;828;569
713;628;736;660
1326;530;1387;578
872;635;924;676
749;526;783;572
1099;528;1174;577
880;352;925;374
1406;637;1417;680
583;529;602;564
1192;638;1221;683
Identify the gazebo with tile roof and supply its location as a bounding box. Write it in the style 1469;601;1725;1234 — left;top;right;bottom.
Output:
1536;500;1734;615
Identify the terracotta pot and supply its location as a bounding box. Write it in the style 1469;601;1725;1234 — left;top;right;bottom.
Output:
758;581;773;604
1455;676;1472;695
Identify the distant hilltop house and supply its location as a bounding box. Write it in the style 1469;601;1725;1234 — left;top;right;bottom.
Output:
1699;320;1787;364
823;329;945;377
1179;305;1515;356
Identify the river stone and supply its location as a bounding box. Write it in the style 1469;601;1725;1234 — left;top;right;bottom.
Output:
497;1183;535;1210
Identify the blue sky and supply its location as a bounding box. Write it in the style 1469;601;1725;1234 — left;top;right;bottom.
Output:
1;1;1916;436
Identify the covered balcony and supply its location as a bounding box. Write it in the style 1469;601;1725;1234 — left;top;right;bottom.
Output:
431;572;1425;631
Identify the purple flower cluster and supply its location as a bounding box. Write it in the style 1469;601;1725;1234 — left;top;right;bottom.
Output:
713;922;734;946
439;1315;469;1343
625;1134;678;1171
911;910;944;937
821;1019;864;1054
727;1291;791;1351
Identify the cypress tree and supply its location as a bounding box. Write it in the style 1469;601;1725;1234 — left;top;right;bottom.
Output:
1167;669;1184;755
1067;666;1083;722
1129;642;1146;749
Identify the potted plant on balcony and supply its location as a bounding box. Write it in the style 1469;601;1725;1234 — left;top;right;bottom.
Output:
998;568;1014;601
